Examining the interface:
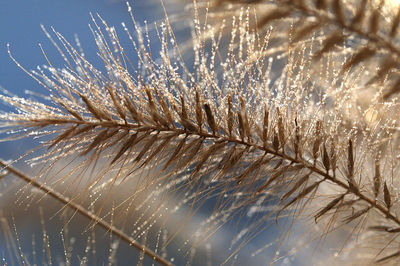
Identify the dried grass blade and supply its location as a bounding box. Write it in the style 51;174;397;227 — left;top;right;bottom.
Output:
215;145;237;170
315;0;327;10
195;90;203;131
105;129;129;149
256;164;293;193
191;141;226;178
376;251;400;263
146;87;168;126
337;199;360;208
227;94;233;137
181;119;197;132
106;84;126;121
263;107;269;146
175;137;204;171
139;133;176;168
237;111;245;141
277;115;285;150
313;121;322;162
180;96;189;120
81;129;110;156
292;21;322;43
387;227;400;233
180;96;197;131
329;138;336;173
347;139;355;182
332;0;345;25
391;7;400;38
236;154;269;184
314;31;344;59
47;126;77;149
369;225;391;231
294;118;300;158
384;182;391;209
369;8;380;35
383;78;400;100
155;89;174;127
55;100;83;121
256;8;291;30
342;47;375;72
219;147;248;178
111;133;137;164
241;99;251;141
204;104;217;134
279;182;320;215
163;135;187;170
287;164;304;173
374;161;381;198
135;132;159;162
314;194;345;222
351;0;367;26
71;125;96;138
280;171;312;202
124;96;143;123
367;57;398;85
256;127;263;146
322;143;330;172
78;92;110;121
343;207;370;224
273;131;280;151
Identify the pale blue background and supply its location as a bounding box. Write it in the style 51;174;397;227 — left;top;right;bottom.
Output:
0;0;169;158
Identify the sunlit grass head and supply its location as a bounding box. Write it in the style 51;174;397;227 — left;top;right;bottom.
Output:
4;0;400;264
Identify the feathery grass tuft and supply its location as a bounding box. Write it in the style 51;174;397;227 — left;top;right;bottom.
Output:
3;0;400;264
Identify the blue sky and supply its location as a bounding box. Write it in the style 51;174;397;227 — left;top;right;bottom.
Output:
0;0;166;97
0;0;171;159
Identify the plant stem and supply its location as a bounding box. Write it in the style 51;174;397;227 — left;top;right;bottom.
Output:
44;117;400;229
0;160;172;266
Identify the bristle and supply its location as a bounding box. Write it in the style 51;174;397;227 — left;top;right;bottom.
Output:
390;7;400;38
314;194;344;222
280;171;311;202
342;47;375;72
313;31;345;59
263;107;269;146
111;133;137;164
332;0;345;26
343;207;370;224
4;1;400;265
204;103;217;135
351;0;367;26
256;8;291;30
106;84;126;121
384;182;391;210
313;121;322;163
315;0;327;10
78;92;111;121
155;89;174;127
227;94;233;137
374;161;381;198
195;89;203;132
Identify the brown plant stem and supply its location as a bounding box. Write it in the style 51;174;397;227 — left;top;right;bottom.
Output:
0;160;173;266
